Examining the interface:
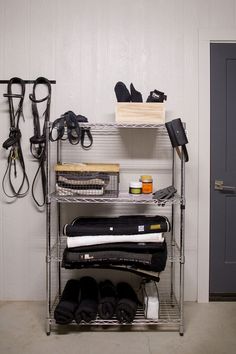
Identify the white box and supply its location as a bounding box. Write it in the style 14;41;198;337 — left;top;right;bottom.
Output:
143;281;159;319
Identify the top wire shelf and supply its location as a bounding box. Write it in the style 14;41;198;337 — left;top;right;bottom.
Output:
79;122;167;130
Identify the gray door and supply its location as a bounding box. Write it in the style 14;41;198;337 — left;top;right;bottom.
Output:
210;43;236;298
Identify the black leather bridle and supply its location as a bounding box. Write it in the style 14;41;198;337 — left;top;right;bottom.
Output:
29;77;51;207
50;110;93;148
2;77;30;198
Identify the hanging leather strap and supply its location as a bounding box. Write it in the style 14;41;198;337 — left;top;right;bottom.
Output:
81;128;93;149
29;77;51;207
2;77;30;198
50;110;93;149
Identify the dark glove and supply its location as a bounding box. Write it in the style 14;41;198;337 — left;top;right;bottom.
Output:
153;186;177;201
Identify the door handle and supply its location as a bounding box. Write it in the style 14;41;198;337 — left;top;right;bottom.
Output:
214;180;236;191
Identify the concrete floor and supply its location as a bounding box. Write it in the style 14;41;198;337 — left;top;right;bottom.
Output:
0;301;236;354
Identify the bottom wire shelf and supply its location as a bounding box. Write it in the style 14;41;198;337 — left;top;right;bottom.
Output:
49;291;180;330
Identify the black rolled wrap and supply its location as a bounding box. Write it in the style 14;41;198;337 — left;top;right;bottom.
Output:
74;276;98;324
115;282;138;324
54;279;80;325
98;280;117;319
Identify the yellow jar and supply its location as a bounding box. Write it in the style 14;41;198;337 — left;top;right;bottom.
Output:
140;175;153;194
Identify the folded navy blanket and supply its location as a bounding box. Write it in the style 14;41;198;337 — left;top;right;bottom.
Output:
64;215;170;236
54;279;80;325
74;276;98;324
116;282;138;323
62;241;167;272
98;280;117;319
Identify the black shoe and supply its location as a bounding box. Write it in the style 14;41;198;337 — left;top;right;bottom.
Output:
130;83;143;102
146;89;167;103
114;82;131;102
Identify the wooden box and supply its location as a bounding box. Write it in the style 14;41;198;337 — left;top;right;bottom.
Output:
54;163;120;173
115;103;165;124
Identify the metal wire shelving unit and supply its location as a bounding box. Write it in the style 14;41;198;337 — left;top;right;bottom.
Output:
51;191;183;205
45;122;186;336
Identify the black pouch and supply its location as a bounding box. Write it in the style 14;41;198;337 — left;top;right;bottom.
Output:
165;118;189;162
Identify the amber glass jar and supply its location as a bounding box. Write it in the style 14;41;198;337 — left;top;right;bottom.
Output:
140;175;153;194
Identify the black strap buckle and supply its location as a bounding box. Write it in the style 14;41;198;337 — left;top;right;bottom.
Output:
30;135;46;145
3;128;21;149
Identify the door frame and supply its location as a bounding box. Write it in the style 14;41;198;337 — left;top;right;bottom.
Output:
198;29;236;302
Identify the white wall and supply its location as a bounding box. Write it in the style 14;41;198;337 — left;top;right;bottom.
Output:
1;0;236;301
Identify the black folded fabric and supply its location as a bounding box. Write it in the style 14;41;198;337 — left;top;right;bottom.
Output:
98;280;117;319
74;276;98;324
64;215;170;236
58;183;105;190
62;241;167;272
116;282;138;323
65;241;165;253
54;279;80;325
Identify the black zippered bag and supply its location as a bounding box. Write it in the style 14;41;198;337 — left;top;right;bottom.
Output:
165;118;189;162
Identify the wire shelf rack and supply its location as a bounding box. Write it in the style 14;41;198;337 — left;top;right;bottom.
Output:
50;192;183;205
50;234;180;267
49;291;180;329
79;122;167;131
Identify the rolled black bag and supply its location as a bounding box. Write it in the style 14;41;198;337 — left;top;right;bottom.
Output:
54;279;80;325
116;282;138;323
98;280;117;319
74;276;98;324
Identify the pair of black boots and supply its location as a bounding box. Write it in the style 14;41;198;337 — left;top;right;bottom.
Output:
114;81;167;103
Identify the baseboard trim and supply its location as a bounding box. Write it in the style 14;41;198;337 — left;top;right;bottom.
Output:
209;293;236;301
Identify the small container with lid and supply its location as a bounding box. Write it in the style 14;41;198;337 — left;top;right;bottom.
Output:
129;181;142;195
140;175;153;194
